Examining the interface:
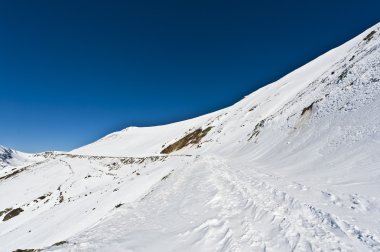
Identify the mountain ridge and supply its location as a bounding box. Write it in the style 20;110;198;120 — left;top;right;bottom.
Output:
1;22;380;252
72;22;380;158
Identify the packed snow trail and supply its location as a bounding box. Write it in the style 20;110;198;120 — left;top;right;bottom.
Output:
44;155;380;252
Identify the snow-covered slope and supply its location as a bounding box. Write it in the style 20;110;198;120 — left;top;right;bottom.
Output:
0;146;14;166
0;146;42;169
1;23;380;252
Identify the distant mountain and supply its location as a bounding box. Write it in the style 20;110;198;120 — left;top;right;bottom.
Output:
1;23;380;252
0;146;36;169
0;146;13;162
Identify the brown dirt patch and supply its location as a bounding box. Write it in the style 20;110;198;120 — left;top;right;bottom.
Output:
161;127;212;154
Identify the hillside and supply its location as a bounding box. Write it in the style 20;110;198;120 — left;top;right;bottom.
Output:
1;22;380;252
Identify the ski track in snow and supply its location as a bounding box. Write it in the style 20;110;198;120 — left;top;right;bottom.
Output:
45;155;380;252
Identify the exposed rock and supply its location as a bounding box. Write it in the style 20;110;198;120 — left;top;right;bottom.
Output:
161;127;212;154
3;208;24;221
12;249;40;252
0;168;26;181
0;147;13;162
248;120;265;141
301;102;315;116
0;208;12;217
363;30;376;41
52;240;68;246
115;203;123;208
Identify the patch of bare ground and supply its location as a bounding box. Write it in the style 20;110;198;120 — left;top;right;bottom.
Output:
12;249;40;252
248;120;265;141
0;207;12;217
301;102;315;116
11;240;68;252
363;30;376;41
3;208;24;221
52;241;68;246
161;127;212;154
0;168;26;181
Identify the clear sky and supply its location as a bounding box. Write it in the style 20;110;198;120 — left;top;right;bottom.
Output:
0;0;379;152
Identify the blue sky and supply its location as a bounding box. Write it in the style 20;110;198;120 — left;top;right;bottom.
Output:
0;0;379;152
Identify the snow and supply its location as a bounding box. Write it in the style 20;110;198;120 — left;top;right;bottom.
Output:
0;146;44;170
1;22;380;251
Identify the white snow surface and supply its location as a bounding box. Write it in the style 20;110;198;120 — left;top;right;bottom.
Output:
1;23;380;252
0;146;43;169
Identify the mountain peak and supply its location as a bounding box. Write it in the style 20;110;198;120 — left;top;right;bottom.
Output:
0;145;13;162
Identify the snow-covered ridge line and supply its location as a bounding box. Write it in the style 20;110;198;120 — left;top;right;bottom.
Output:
72;22;380;158
42;152;194;160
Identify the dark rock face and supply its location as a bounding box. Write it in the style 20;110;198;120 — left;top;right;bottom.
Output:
363;30;376;41
3;208;24;221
